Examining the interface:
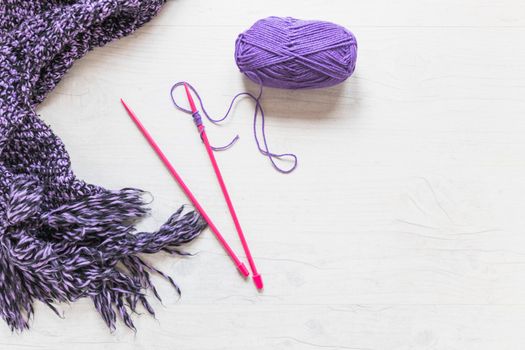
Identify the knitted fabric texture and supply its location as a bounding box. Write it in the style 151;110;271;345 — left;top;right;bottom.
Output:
0;0;206;331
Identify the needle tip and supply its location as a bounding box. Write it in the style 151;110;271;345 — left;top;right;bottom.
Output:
183;82;197;113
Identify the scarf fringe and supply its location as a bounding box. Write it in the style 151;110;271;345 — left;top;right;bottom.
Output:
0;176;206;331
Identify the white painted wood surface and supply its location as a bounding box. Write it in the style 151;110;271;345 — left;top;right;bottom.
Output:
3;0;525;348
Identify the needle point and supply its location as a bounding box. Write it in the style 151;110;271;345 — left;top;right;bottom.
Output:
183;83;198;113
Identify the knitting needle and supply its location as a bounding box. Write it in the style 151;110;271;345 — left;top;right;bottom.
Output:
120;98;250;278
183;84;263;290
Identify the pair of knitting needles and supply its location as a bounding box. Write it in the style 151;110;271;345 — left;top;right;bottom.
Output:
120;85;262;289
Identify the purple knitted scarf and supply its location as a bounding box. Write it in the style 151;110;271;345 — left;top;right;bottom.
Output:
0;0;206;331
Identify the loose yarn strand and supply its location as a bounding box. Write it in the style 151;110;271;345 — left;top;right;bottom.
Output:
170;82;298;173
169;16;357;174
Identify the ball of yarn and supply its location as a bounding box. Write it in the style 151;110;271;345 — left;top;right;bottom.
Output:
234;16;358;89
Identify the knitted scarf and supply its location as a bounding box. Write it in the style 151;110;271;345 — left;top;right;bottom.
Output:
0;0;206;331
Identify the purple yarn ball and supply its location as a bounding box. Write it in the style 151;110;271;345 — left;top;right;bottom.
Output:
235;16;358;89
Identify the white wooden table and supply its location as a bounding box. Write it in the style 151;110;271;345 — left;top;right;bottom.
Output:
3;0;525;349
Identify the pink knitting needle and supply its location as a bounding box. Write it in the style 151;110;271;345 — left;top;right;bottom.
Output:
120;98;249;278
183;84;263;290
